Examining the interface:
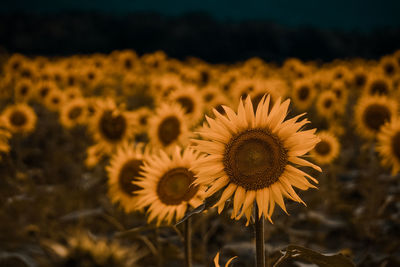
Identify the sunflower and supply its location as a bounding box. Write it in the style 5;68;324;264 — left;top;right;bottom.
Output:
310;131;340;165
134;146;206;225
88;98;137;155
59;98;88;129
14;79;34;102
191;95;321;224
1;103;37;134
330;80;349;108
44;89;66;112
106;142;148;213
351;67;369;91
379;56;398;78
315;91;338;119
64;86;83;101
363;73;393;96
376;118;400;175
58;231;144;267
168;85;204;124
291;78;317;111
354;96;398;140
34;81;58;104
148;103;190;153
132;107;153;133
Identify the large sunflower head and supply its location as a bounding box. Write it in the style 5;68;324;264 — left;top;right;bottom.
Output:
310;131;340;165
106;142;148;213
355;95;398;140
191;95;321;224
377;118;400;175
148;103;190;153
1;103;37;134
134;146;206;226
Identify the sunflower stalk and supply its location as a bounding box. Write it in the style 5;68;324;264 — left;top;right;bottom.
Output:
184;217;192;267
255;204;266;267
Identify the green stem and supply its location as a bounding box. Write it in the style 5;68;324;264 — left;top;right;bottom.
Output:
255;205;265;267
184;217;192;267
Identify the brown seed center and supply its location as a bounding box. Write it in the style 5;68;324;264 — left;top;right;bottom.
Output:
363;104;391;132
10;110;27;127
324;99;333;109
224;129;288;190
68;106;83;120
384;63;394;76
99;110;127;142
355;74;366;88
157;116;181;146
298;86;310;101
157;167;198;205
392;131;400;160
118;159;143;196
315;141;331;156
176;96;194;114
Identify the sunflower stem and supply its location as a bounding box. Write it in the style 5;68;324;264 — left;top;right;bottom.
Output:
184;217;192;267
255;205;266;267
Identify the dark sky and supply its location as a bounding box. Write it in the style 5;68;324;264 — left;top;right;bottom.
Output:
2;0;400;31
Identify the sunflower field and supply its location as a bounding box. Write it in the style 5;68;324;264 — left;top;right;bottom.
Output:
0;49;399;267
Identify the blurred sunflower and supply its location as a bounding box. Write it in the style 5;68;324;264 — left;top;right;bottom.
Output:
379;56;398;78
134;147;206;225
56;232;144;267
310;131;340;165
59;98;88;129
363;73;392;96
14;79;34;102
132;107;152;134
291;78;317;111
34;81;58;104
88;98;137;155
64;86;83;101
148;103;189;153
44;89;66;112
106;142;147;213
1;103;37;134
355;96;398;139
377;118;400;175
191;95;321;223
168;85;204;124
351;67;369;91
330;80;349;109
315;90;339;119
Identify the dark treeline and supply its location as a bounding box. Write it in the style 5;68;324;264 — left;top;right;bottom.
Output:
1;11;399;63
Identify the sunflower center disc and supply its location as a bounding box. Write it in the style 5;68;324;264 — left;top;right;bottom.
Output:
384;63;394;75
324;99;333;109
315;141;331;156
298;86;310;101
355;74;366;88
10;110;27;127
118;159;143;196
177;96;194;114
157;167;198;205
363;104;391;132
392;132;400;160
68;106;83;120
99;111;127;141
158;116;181;146
370;81;389;95
20;86;28;95
224;129;288;190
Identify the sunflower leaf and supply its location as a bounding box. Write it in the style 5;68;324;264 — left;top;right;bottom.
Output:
273;245;355;267
175;190;222;225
